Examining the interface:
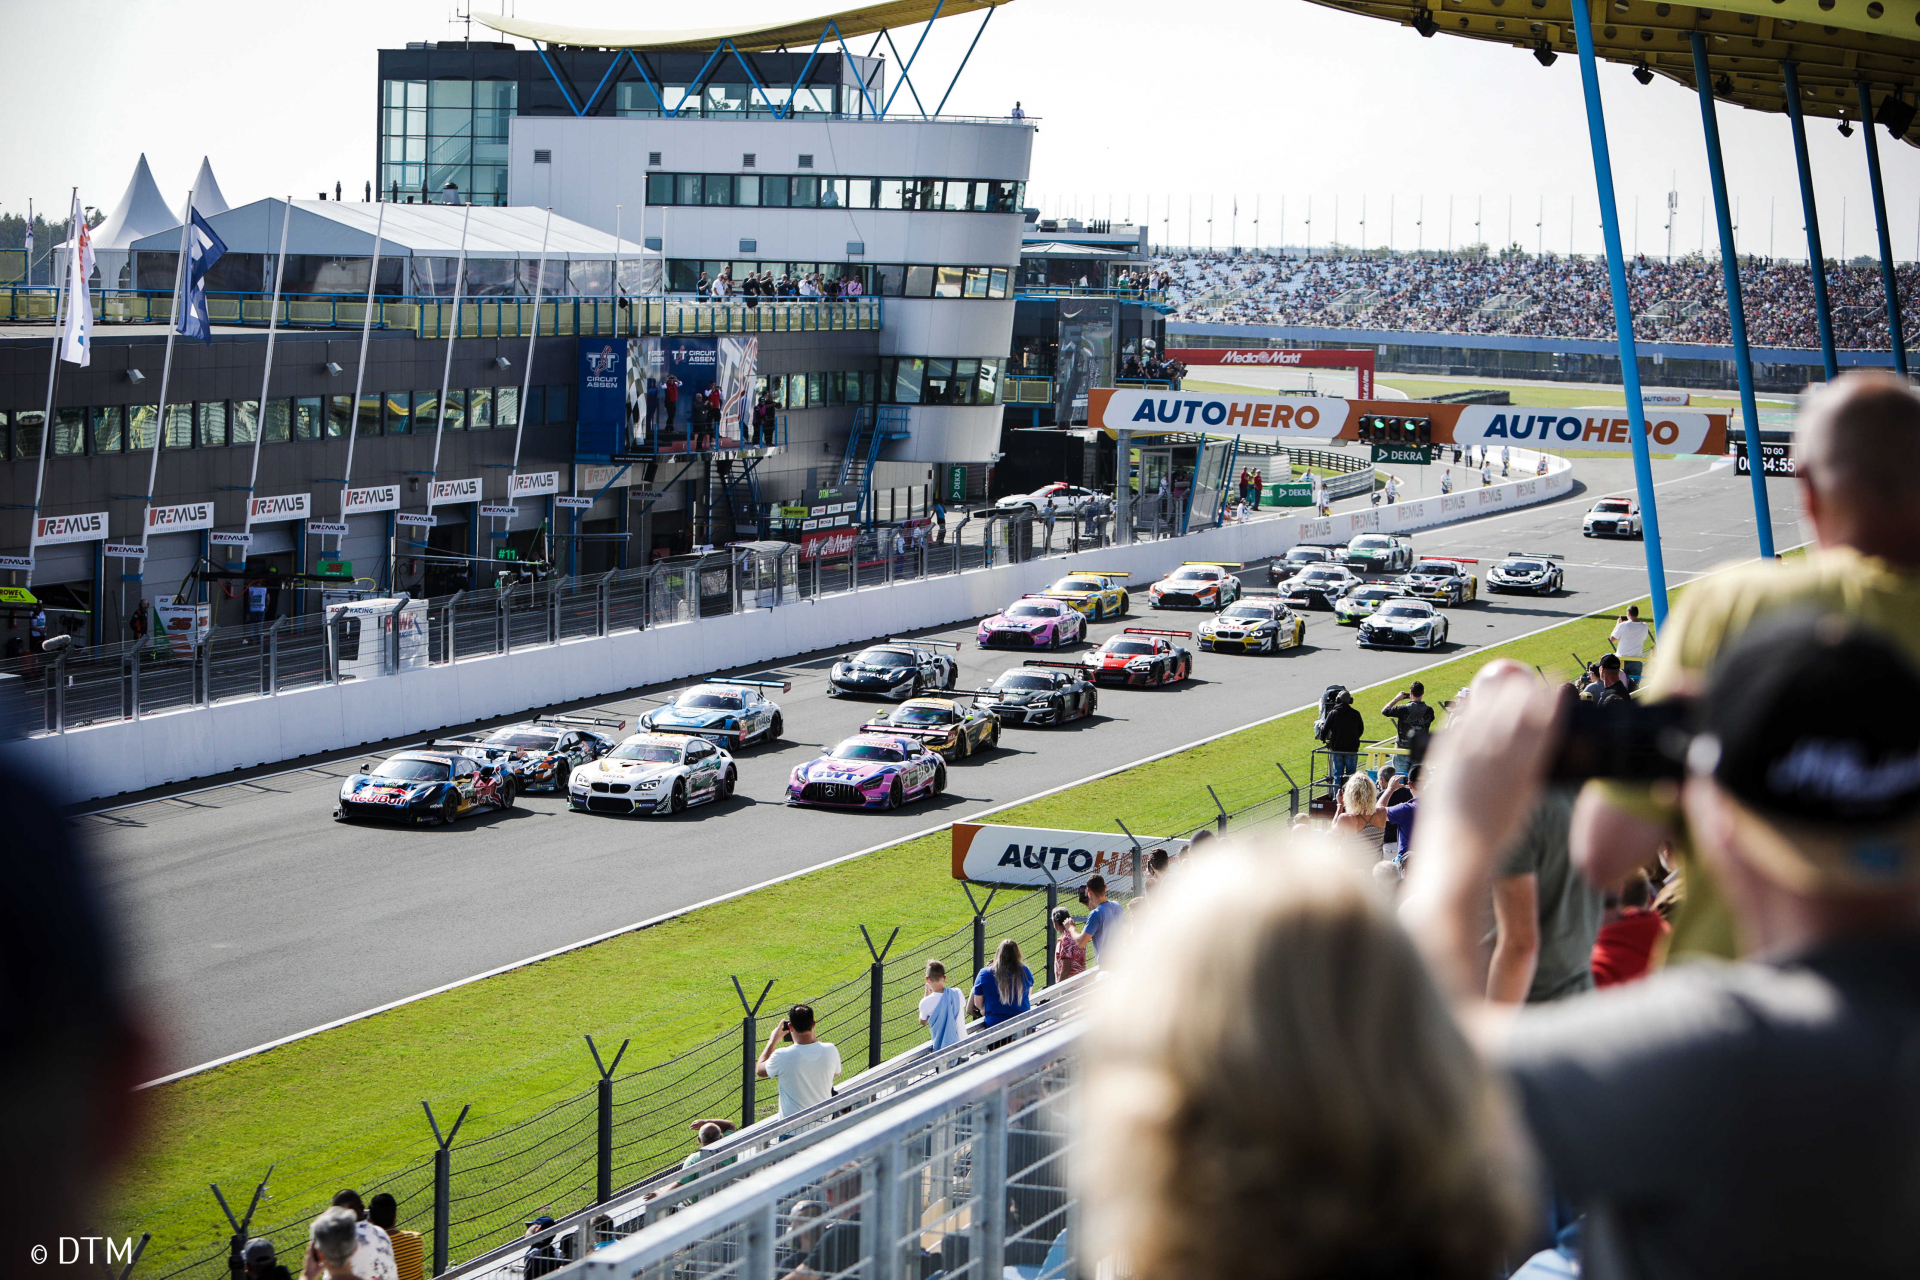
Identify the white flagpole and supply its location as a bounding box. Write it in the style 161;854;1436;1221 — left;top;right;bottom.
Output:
508;210;554;481
425;203;475;502
338;202;389;538
26;188;77;581
139;183;198;561
242;197;295;543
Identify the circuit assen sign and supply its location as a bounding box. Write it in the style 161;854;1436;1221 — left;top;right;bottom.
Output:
951;821;1191;888
1168;347;1375;398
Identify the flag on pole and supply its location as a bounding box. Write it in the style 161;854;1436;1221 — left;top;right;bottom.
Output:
58;199;93;366
177;209;228;341
23;199;31;271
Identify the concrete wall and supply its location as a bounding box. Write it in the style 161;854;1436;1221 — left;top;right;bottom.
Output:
20;451;1570;801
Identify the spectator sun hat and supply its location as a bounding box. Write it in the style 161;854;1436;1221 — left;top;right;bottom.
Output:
1691;613;1920;891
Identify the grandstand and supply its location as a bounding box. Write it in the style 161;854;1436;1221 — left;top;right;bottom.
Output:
1160;250;1920;352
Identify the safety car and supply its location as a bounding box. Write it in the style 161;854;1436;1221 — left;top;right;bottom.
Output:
1487;551;1566;595
1197;596;1306;654
1039;570;1130;620
1147;562;1243;611
567;732;736;816
787;732;947;810
1331;582;1402;625
976;596;1087;649
826;639;960;700
1267;544;1340;586
1398;557;1480;607
1583;497;1642;538
1344;533;1414;574
452;714;623;792
1357;598;1450;651
1083;628;1193;687
980;663;1099;726
862;697;1001;760
335;745;515;824
1279;564;1362;610
639;678;789;746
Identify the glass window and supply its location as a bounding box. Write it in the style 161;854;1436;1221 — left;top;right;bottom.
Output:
11;409;44;459
860;370;876;403
845;178;876;210
293;396;324;441
383;391;411;436
327;395;354;438
494;385;520;429
904;266;935;298
230;401;257;446
443;389;467;431
934;266;966;299
976;360;1000;405
662;84;695;115
706;84;747;116
413;390;440;430
470;387;493;429
646;173;674;205
0;410;7;460
702;176;734;207
546;385;570;423
92;405;125;453
734;175;760;207
618;81;663;118
524;386;544;427
354;394;382;438
965;267;992;298
925;359;955;404
953;360;980;404
264;400;292;443
941;182;969;212
910;180;940;211
818;178;845;208
196;402;226;448
125;405;156;452
892;357;925;405
675;174;702;205
156;402;191;449
760;175;789;208
871;263;906;297
54;407;87;455
989;268;1010;299
807;372;824;407
876;180;905;210
790;176;818;208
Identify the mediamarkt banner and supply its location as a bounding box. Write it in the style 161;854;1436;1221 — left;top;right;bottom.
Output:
951;821;1190;888
1168;347;1375;398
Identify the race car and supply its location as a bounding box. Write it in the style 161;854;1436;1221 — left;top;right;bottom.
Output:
567;732;736;816
1332;582;1402;625
976;596;1087;650
639;678;789;746
453;714;624;792
1279;564;1363;610
1487;551;1566;595
995;482;1106;515
1583;497;1642;539
1083;627;1193;687
979;662;1099;726
827;639;960;700
1344;533;1414;574
1147;562;1243;611
787;732;947;809
862;697;1001;760
335;745;515;824
1398;557;1480;607
1357;598;1450;651
1197;596;1306;654
1039;569;1130;620
1267;544;1340;587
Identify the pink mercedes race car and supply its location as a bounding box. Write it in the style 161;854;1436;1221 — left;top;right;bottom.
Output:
786;732;948;810
976;595;1087;650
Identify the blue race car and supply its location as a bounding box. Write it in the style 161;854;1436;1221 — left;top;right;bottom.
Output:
638;678;790;747
335;745;515;824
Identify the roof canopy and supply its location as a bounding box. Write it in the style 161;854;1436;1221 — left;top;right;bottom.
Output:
92;154;176;252
1020;241;1133;257
476;0;1011;52
184;157;230;219
128;200;655;259
1307;0;1920;146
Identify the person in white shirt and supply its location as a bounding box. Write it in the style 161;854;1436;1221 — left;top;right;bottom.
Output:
918;961;967;1051
755;1002;841;1116
1607;603;1654;682
1440;469;1453;495
328;1191;397;1280
1383;475;1400;505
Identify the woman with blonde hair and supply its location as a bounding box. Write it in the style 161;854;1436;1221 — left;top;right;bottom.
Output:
1079;845;1531;1280
1333;771;1388;841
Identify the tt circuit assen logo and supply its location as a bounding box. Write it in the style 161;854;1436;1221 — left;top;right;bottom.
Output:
586;345;618;376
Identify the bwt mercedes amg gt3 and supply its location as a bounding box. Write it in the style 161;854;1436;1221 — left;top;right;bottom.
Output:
787;732;948;810
976;596;1087;649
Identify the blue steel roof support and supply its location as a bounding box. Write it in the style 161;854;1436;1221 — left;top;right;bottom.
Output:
933;4;996;117
577;53;627;116
622;48;670;115
672;42;734;117
534;42;586;116
780;26;834;119
1782;62;1839;384
1856;79;1911;378
825;20;884;118
880;0;946;117
718;39;784;117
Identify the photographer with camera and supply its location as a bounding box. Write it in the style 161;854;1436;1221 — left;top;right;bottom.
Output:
1403;615;1920;1275
755;1003;841;1117
1382;684;1435;774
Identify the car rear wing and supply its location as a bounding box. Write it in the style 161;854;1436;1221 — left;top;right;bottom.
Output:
859;720;948;740
649;723;744;737
1418;556;1479;565
415;738;488;754
1180;560;1243;569
1021;660;1089;671
535;713;630;730
707;678;793;693
885;637;960;650
1507;550;1566;559
1067;568;1129;579
1125;627;1193;639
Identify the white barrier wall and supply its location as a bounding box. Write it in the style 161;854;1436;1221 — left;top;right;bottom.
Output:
22;451;1571;802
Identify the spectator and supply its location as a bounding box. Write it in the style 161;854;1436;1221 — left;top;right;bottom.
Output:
304;1209;366;1280
1010;101;1025;121
1332;772;1387;842
1584;653;1633;704
130;598;149;642
365;1196;422;1280
1607;604;1654;682
645;377;662;434
519;1218;564;1280
917;961;967;1050
1384;765;1420;864
1404;618;1920;1276
330;1191;397;1280
1590;870;1670;987
237;1239;292;1280
969;938;1033;1028
1440;469;1453;495
1081;875;1122;960
1319;688;1364;786
755;1003;841;1116
246;581;267;624
1080;844;1530;1280
1144;846;1172;889
1381;682;1435;774
933;500;947;543
1051;909;1087;980
1486;788;1605;1006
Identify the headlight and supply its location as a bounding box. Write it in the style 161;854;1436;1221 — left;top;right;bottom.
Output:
1127;657;1155;670
637;777;666;791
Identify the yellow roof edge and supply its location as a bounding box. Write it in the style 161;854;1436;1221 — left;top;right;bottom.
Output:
476;0;1011;54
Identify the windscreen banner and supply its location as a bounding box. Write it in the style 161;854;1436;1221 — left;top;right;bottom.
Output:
627;336;756;448
1054;299;1113;426
951;821;1190;888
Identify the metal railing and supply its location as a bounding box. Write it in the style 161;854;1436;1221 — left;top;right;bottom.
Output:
1;289;883;339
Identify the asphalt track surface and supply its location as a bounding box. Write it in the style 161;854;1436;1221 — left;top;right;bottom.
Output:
87;456;1805;1074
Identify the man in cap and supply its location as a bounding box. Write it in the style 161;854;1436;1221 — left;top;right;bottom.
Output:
1404;613;1920;1275
236;1238;292;1280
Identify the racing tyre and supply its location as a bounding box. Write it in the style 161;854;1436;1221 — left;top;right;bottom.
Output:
958;731;973;760
1092;600;1107;622
718;768;736;801
1118;591;1131;615
498;779;517;811
1086;693;1098;718
886;778;904;810
985;725;1001;752
439;795;461;826
943;664;958;691
932;764;948;796
766;714;784;744
553;764;570;793
667;779;687;815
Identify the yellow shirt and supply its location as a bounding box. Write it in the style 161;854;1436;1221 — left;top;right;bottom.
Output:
1591;547;1920;958
387;1229;425;1280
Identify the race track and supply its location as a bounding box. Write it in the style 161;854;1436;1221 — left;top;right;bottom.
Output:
85;455;1804;1074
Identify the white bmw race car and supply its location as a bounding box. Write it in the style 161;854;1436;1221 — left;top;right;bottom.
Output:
568;732;737;816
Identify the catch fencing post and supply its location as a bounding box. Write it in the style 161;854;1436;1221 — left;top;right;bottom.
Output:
1275;762;1300;817
422;1100;469;1277
1043;872;1059;986
963;882;997;981
1206;785;1228;833
106;1233;149;1280
263;618;284;694
731;976;775;1130
209;1165;274;1266
1115;817;1146;896
860;925;900;1069
50;648;66;732
584;1035;631;1205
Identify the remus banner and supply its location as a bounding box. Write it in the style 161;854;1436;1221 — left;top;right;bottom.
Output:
951;821;1190;888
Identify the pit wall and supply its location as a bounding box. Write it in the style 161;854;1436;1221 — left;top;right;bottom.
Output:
24;451;1571;802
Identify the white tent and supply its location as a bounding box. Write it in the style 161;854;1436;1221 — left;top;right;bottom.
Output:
81;154;175;290
180;157;230;219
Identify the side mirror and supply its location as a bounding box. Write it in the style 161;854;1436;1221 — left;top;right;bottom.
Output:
357;763;370;774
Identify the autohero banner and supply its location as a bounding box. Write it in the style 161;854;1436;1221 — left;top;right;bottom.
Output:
1091;388;1347;440
951;821;1190;888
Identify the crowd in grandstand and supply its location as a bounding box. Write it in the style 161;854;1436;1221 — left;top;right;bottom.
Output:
1161;248;1920;350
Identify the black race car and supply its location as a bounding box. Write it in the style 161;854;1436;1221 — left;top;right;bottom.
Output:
1487;551;1566;595
335;745;516;824
1267;544;1340;587
1279;564;1362;610
980;662;1100;726
826;639;960;700
452;714;624;792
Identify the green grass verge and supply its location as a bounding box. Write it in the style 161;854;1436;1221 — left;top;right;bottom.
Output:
114;589;1664;1270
